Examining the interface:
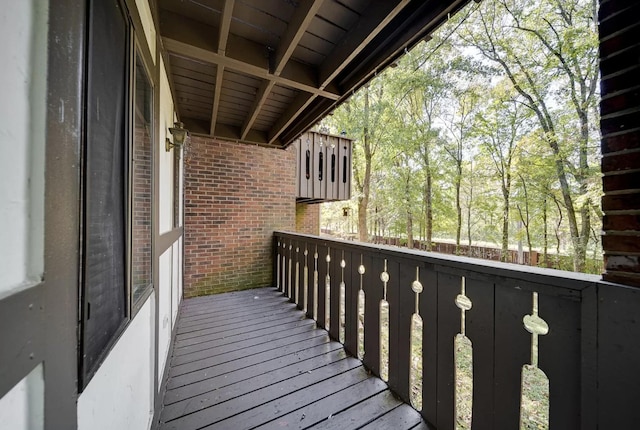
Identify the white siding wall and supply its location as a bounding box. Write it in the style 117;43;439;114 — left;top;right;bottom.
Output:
0;0;47;300
0;365;44;430
158;248;173;384
77;297;155;430
0;1;48;428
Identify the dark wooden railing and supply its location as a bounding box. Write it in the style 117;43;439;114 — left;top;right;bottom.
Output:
274;231;606;430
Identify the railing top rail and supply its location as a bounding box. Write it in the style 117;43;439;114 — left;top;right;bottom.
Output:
274;231;601;292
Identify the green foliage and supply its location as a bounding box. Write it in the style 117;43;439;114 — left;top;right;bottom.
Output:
321;0;602;273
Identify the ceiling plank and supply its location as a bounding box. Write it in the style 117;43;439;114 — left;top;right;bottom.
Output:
268;92;316;143
273;0;325;75
163;37;340;100
242;0;324;140
266;1;411;144
318;0;411;87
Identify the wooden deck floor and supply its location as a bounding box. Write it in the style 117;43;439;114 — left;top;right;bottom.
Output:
157;287;429;430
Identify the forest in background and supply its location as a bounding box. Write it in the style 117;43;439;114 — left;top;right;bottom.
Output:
320;0;601;274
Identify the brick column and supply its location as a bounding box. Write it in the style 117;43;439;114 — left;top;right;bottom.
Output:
295;202;320;235
600;1;640;286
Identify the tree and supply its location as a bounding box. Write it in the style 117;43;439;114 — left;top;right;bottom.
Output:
461;0;600;270
475;87;531;260
328;80;392;242
440;87;481;252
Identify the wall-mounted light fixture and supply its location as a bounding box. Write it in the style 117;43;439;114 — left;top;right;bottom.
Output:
165;121;189;152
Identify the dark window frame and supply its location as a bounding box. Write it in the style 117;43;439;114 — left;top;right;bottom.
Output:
79;0;155;390
130;43;155;315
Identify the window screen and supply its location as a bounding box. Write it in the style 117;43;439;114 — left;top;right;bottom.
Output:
81;0;129;386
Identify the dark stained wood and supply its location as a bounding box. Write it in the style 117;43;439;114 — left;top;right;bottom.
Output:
465;277;495;429
420;265;438;427
306;390;401;429
158;0;473;147
157;286;428;430
493;283;531;430
538;291;581;427
362;254;382;376
343;249;358;358
435;272;461;430
329;247;341;340
597;284;640;430
227;373;385;429
390;259;414;403
316;244;329;330
359;403;428;430
273;231;603;430
174;317;314;357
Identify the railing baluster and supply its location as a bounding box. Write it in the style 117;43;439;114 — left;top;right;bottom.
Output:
329;248;342;341
356;255;366;360
281;242;287;294
311;246;318;320
363;255;382;376
288;242;293;299
294;244;300;305
324;248;331;330
316;245;328;328
303;247;309;314
380;259;390;381
538;291;580;428
276;240;281;291
465;277;495;429
421;267;438;426
343;251;358;356
435;272;462;430
410;267;424;411
389;260;413;404
494;284;531;429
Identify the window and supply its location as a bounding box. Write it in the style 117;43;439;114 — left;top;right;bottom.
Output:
80;0;154;388
131;53;153;306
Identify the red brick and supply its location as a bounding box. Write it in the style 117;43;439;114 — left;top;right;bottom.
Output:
184;137;297;297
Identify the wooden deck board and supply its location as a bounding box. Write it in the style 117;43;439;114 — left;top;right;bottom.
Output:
157;287;427;430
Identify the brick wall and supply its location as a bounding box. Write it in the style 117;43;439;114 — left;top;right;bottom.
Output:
599;1;640;287
184;136;296;297
295;203;320;235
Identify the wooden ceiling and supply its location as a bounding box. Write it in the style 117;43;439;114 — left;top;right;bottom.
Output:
158;0;471;148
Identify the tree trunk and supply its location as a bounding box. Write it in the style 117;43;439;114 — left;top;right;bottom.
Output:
358;85;372;242
425;171;433;251
405;175;414;249
501;187;510;262
542;193;548;267
455;162;462;253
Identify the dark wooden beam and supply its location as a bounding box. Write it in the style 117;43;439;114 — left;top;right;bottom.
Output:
242;0;324;140
210;0;234;135
210;65;225;135
218;0;234;54
240;80;274;140
273;0;325;76
267;1;412;144
274;0;473;147
163;37;339;100
160;11;340;99
268;92;316;144
338;0;472;90
318;0;411;88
